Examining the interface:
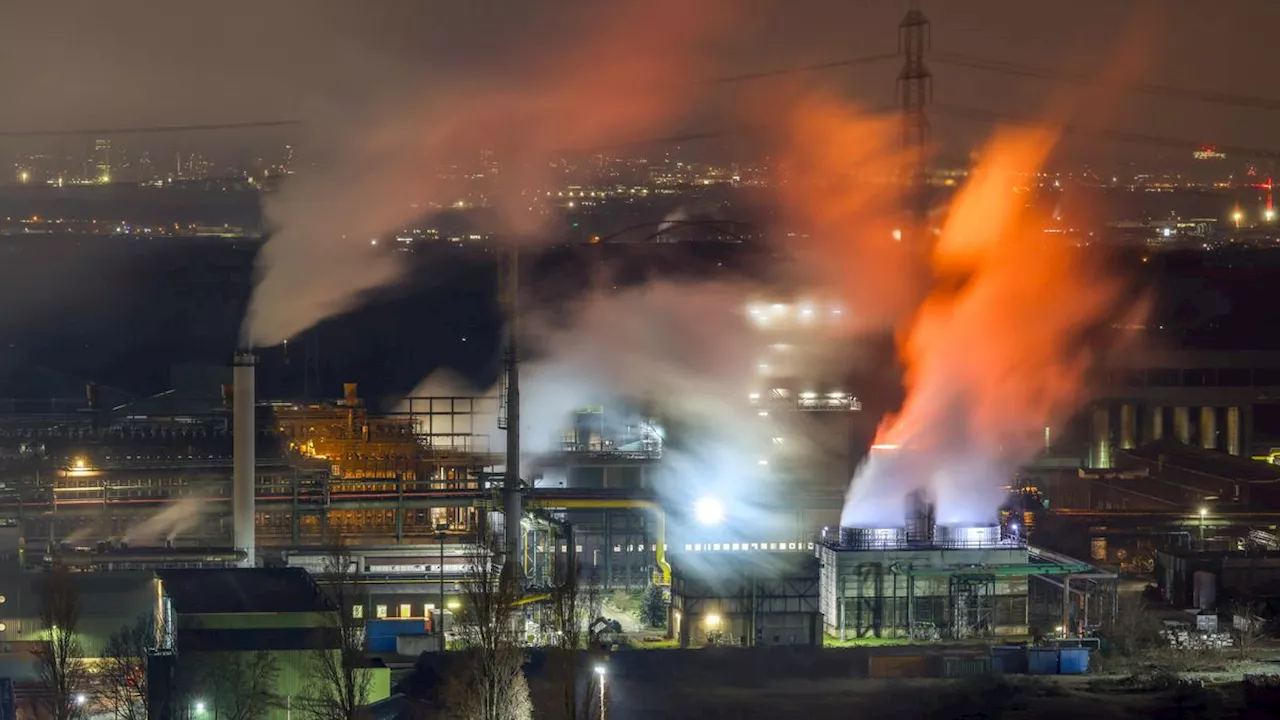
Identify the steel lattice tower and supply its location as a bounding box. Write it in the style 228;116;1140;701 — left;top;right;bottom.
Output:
898;0;932;224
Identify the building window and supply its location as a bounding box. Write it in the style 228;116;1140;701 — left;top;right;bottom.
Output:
400;604;412;618
375;605;388;619
352;605;364;619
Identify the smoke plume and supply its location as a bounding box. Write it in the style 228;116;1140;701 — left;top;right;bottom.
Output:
243;0;731;348
122;496;208;545
840;126;1136;527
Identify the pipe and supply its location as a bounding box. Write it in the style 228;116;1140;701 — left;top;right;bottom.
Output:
536;498;671;585
502;247;523;580
233;352;256;567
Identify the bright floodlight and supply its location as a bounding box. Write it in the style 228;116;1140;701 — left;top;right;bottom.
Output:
1199;507;1208;517
694;496;725;526
75;695;86;706
594;664;607;677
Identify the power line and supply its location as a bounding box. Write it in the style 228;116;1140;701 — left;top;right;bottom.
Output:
701;52;898;85
0;119;302;139
0;55;897;140
932;51;1280;113
932;102;1280;159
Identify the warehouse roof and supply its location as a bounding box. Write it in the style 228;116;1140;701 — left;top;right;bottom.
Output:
158;567;335;614
1121;439;1280;484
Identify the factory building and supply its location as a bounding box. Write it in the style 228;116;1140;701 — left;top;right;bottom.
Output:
670;552;821;648
818;522;1032;640
149;567;392;720
816;496;1113;641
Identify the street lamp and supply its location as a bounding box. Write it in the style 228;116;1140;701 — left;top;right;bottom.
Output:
436;522;449;644
1199;507;1208;550
594;665;607;720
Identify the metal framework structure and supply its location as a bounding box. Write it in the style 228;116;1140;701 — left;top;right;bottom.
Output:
898;0;932;224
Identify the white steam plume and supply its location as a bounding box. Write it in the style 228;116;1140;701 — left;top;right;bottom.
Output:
122;497;208;545
243;0;732;348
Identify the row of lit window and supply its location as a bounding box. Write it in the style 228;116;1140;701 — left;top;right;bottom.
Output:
683;542;815;552
536;544;664;554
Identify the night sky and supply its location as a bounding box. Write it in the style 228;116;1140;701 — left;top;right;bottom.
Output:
0;1;1276;166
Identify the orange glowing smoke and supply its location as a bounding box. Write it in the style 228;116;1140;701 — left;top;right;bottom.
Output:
772;97;1139;524
877;126;1131;462
772;97;920;334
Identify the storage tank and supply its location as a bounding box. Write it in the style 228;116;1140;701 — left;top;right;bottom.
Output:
934;523;1002;548
839;526;907;549
1192;570;1217;611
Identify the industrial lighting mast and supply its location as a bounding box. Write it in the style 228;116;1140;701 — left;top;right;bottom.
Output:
498;245;523;583
898;0;932;227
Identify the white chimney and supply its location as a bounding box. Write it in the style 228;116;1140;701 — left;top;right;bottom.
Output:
233;352;256;567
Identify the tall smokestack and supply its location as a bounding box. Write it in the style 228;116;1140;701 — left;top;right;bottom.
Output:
233;352;257;567
501;247;523;582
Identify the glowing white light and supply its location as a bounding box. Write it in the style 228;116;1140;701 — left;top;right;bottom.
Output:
195;702;207;713
594;664;607;677
694;497;725;526
758;410;768;417
799;391;817;400
75;695;86;707
1268;209;1276;222
705;614;722;627
1161;228;1172;238
747;392;760;401
757;459;769;466
870;443;900;451
799;304;815;320
892;228;903;241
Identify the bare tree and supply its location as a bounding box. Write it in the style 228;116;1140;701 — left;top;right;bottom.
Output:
33;564;89;720
100;615;155;720
185;650;282;720
1231;600;1267;659
543;559;603;720
1100;592;1164;659
442;538;532;720
300;543;373;720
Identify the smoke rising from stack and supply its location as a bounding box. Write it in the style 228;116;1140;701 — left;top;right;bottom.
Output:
840;126;1139;527
242;0;732;348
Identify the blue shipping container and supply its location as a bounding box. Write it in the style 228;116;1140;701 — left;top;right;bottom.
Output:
366;619;428;637
1058;647;1091;675
991;646;1028;674
366;619;430;654
1027;648;1060;675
